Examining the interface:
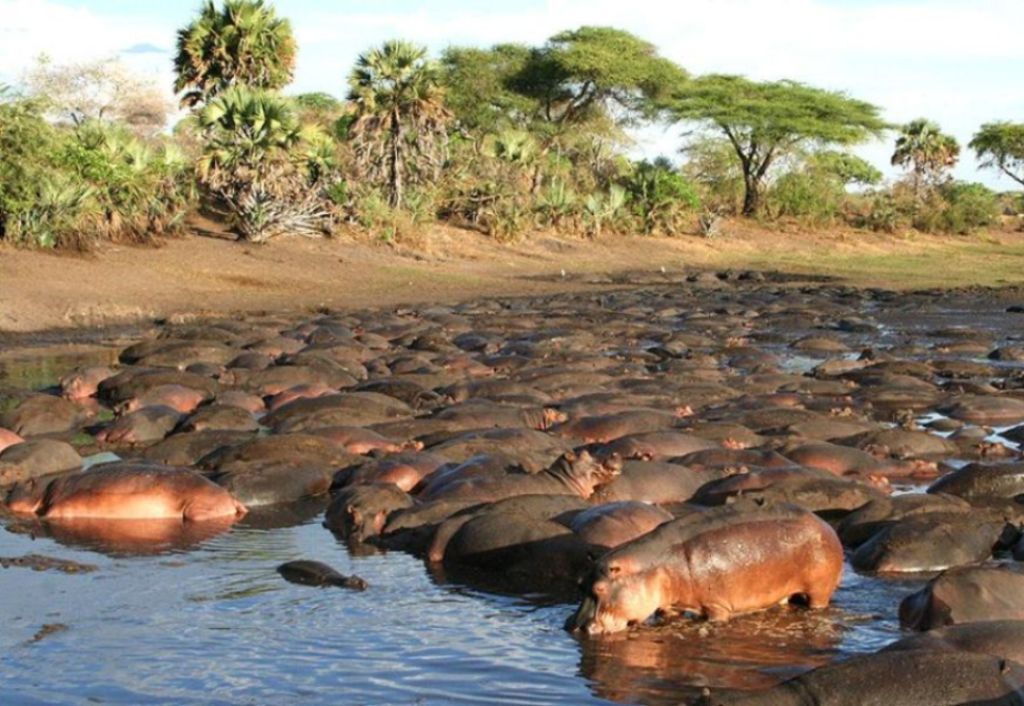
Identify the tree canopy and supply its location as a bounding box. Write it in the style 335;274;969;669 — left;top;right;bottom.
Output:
891;118;959;188
970;121;1024;188
174;0;296;108
668;74;887;215
442;26;686;137
347;40;450;209
24;55;170;134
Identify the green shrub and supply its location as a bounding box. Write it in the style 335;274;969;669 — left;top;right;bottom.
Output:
624;159;700;235
766;170;844;224
935;181;1000;234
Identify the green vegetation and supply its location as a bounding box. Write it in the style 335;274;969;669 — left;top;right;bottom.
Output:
971;122;1024;188
0;0;1017;251
174;0;296;107
666;75;888;216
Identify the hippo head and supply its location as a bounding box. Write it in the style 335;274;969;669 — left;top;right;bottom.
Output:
344;504;389;543
551;451;622;498
4;478;46;515
541;408;569;429
566;557;664;635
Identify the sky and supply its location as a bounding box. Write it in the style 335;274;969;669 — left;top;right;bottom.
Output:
1;0;1022;188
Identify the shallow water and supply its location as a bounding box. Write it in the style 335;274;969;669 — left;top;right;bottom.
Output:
3;290;1022;705
0;504;921;706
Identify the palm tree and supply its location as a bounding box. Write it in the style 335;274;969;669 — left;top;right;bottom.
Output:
197;86;328;242
347;40;450;209
174;0;296;108
891;118;960;198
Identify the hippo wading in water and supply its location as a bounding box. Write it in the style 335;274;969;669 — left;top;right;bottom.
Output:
6;463;247;522
566;503;843;634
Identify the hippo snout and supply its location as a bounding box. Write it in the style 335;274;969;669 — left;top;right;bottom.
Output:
565;594;598;633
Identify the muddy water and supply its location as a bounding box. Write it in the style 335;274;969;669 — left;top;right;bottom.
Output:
0;341;926;706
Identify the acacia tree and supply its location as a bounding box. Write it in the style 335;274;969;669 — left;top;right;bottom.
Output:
174;0;296;107
970;121;1024;188
442;27;686;136
347;40;450;209
24;55;170;134
667;75;887;216
891;118;959;198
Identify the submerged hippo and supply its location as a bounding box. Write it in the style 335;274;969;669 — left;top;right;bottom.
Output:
7;462;247;521
276;560;367;591
567;503;843;634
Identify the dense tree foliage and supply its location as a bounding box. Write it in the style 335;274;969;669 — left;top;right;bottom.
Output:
891;119;959;197
667;75;887;216
970;121;1024;188
1;4;1014;249
347;40;450;209
174;0;296;107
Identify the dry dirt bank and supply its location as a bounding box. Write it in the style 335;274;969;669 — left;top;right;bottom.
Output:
2;220;1023;336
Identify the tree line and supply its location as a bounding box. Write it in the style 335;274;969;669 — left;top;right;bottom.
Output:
1;0;1022;249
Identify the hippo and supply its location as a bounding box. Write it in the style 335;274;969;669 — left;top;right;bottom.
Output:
323;484;414;542
568;501;674;551
96;406;182;445
883;620;1024;665
263;391;414;432
331;452;447;493
428;494;588;567
0;439;81;487
416;451;621;505
940;394;1024;425
310;426;417;455
7;462;247;521
203;438;360;506
1;394;88;437
690;466;887;515
599;431;719;461
213;390;266;414
899;565;1024;630
423;427;574;473
265;383;337;413
551;410;679;444
175;404;259;433
60;366;116;400
782;441;934;481
142;430;256;466
705;648;1024;705
120;384;208;415
835;493;974;548
567;503;843;633
928;462;1024;502
589;460;721;505
97;368;219;405
850;513;1011;573
276;560;367;591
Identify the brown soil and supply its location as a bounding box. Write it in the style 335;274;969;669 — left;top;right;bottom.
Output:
2;219;1023;335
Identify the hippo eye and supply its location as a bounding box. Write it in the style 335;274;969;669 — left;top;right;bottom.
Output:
606;564;621;576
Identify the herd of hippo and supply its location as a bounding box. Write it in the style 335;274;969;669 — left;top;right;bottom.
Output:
4;272;1024;704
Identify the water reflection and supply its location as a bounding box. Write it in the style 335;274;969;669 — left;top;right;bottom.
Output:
25;516;239;556
577;608;842;704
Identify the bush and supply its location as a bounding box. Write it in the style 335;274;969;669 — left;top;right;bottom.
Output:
197;86;333;242
934;181;1000;234
0;91;193;249
766;170;844;224
624;159;700;235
